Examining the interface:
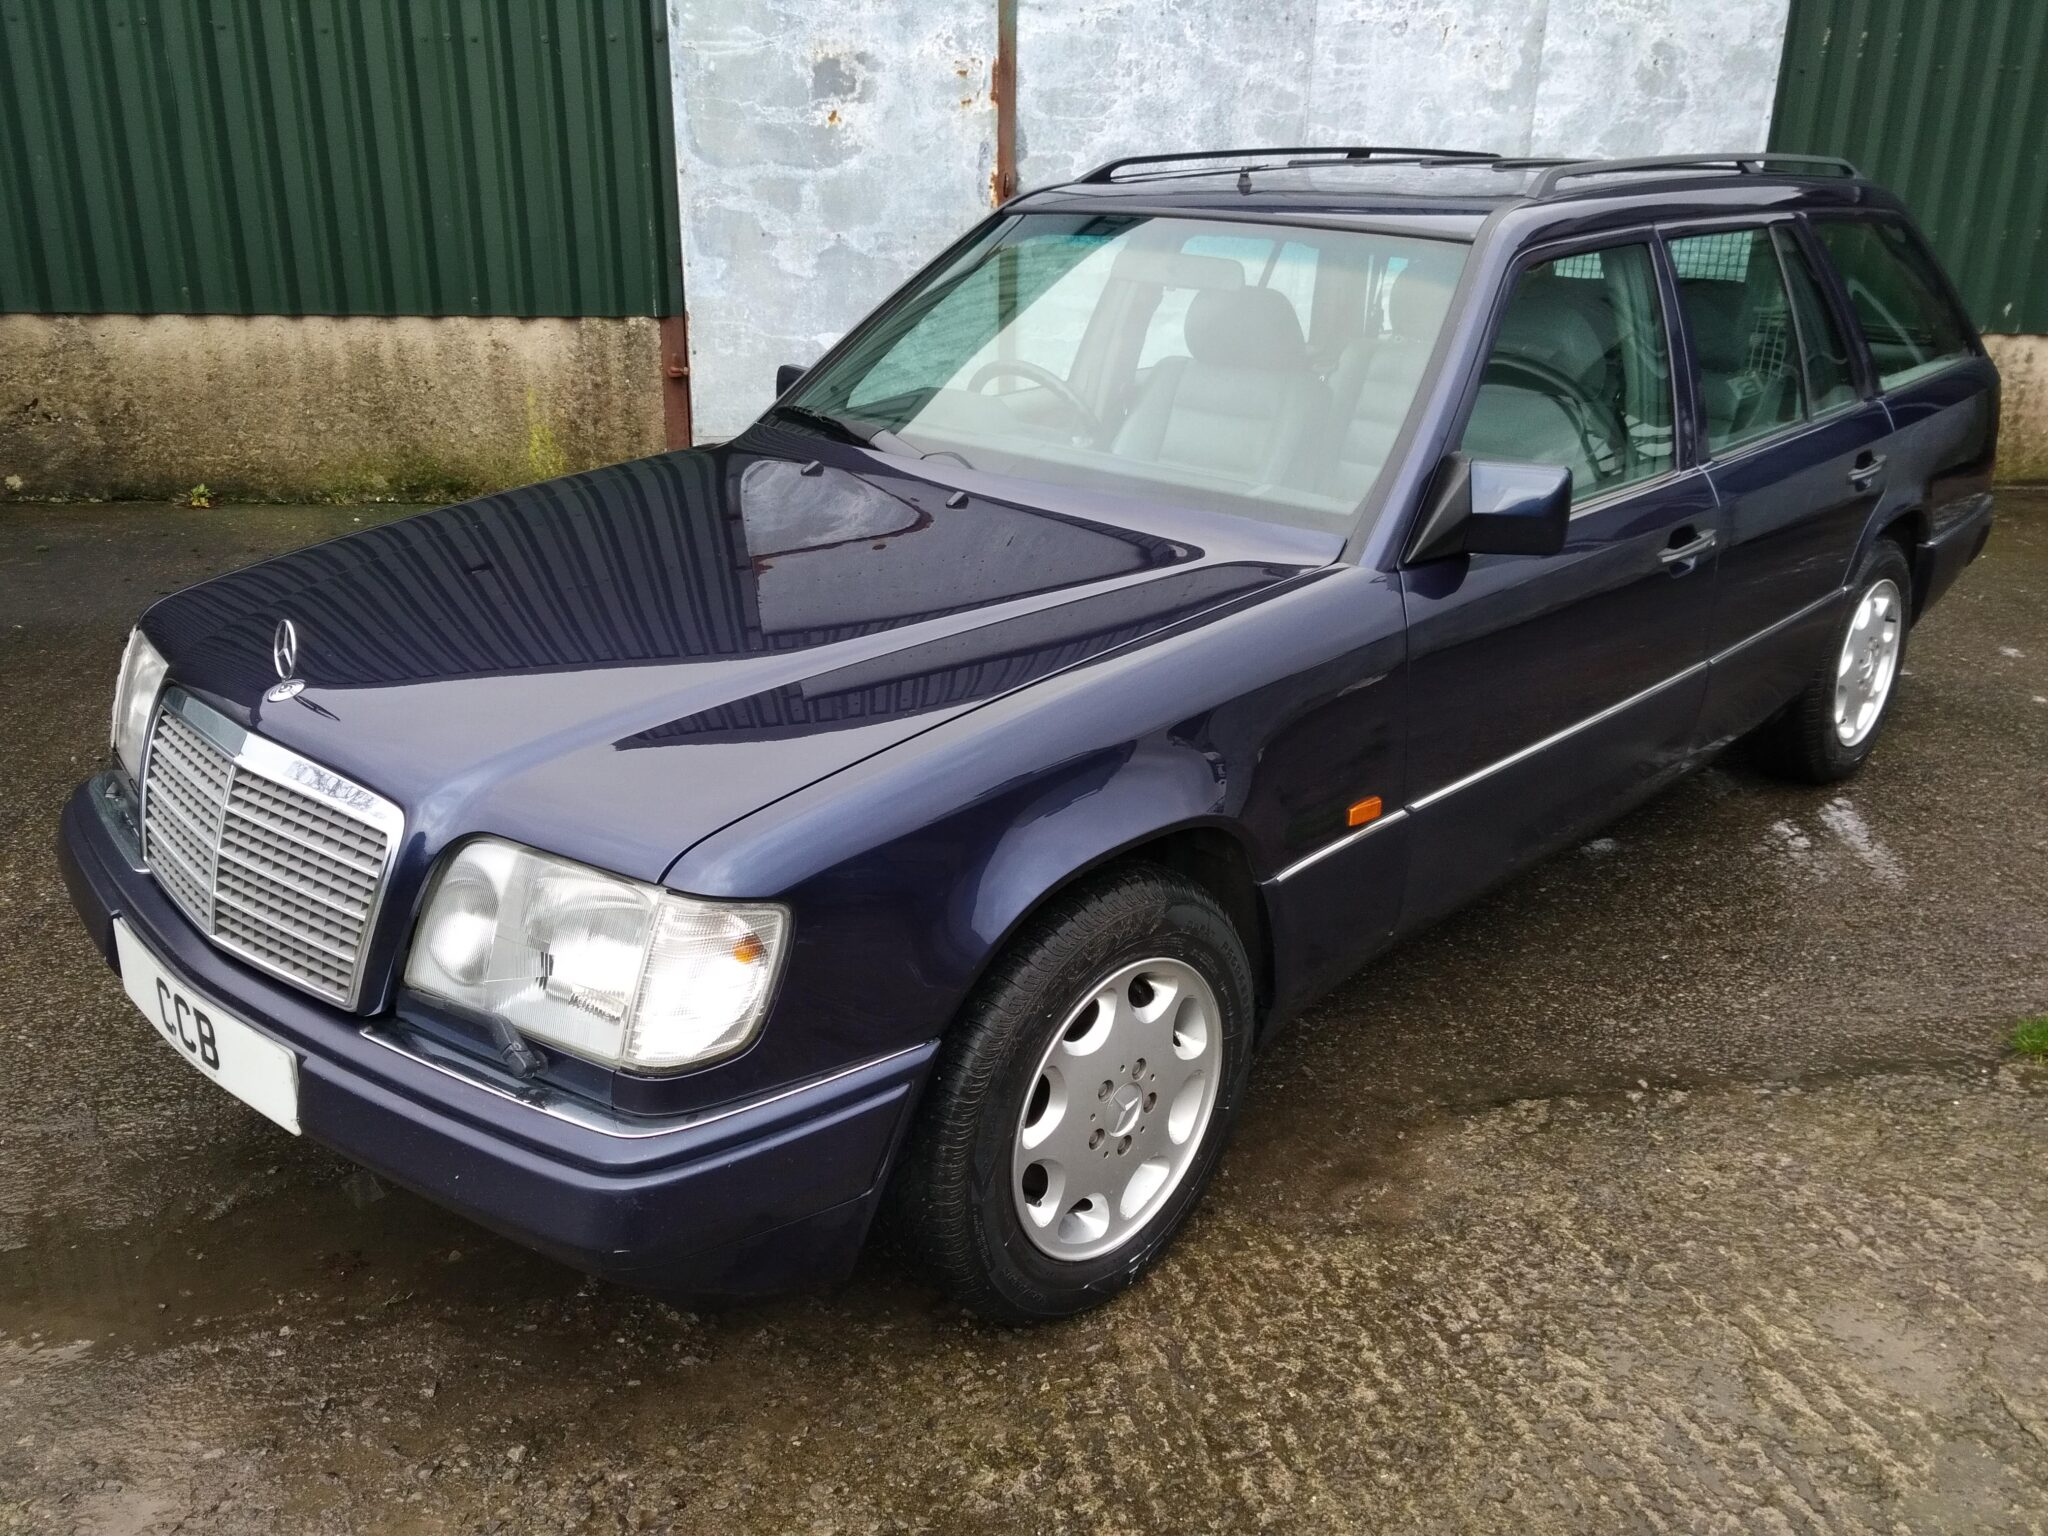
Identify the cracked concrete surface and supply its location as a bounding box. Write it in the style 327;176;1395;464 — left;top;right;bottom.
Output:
1;495;2044;1533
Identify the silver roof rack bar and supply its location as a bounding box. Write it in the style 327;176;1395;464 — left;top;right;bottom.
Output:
1515;152;1861;199
1075;146;1500;184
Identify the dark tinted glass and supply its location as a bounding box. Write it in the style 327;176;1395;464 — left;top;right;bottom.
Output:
1772;226;1858;413
1459;242;1673;503
1813;219;1973;389
1669;228;1803;455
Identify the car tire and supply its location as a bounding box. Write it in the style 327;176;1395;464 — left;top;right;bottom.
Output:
892;863;1256;1324
1752;539;1914;783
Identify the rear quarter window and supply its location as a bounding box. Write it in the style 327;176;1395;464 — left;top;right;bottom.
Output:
1812;218;1975;391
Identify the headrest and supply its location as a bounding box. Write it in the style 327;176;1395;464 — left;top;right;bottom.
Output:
1184;285;1310;370
1387;267;1456;340
1680;281;1749;372
1110;247;1247;291
1492;276;1611;386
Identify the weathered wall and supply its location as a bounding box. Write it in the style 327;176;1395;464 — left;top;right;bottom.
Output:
0;316;664;504
672;0;1793;438
1985;337;2048;485
667;0;1000;441
1017;0;1793;184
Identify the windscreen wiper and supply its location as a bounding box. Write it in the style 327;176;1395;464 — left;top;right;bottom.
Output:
767;402;875;446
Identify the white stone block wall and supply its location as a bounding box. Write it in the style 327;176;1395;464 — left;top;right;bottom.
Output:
670;0;1793;440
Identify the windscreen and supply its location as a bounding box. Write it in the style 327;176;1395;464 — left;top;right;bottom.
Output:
781;213;1467;531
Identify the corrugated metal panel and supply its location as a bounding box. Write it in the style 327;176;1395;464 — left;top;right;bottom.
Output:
0;0;683;317
1770;0;2048;334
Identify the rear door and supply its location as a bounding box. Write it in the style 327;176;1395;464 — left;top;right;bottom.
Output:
1808;215;1998;610
1670;220;1895;751
1397;234;1722;932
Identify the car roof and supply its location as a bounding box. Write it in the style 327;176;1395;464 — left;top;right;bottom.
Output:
1007;150;1904;243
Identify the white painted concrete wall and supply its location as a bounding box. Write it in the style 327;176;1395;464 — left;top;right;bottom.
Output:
671;0;1792;439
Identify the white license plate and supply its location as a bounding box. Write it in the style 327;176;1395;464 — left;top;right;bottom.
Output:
113;918;301;1135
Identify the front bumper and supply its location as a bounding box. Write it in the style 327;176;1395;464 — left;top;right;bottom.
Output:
58;776;934;1297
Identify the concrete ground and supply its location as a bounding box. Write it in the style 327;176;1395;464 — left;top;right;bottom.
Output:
1;497;2044;1535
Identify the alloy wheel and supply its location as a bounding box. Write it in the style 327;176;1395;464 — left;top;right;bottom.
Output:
1833;578;1903;746
1010;957;1222;1261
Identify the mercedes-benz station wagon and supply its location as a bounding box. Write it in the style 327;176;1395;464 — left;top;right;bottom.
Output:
61;149;1997;1321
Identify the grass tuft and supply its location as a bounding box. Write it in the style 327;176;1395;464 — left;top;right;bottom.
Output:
2015;1016;2048;1059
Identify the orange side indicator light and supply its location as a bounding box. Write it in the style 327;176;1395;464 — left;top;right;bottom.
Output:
1346;795;1383;828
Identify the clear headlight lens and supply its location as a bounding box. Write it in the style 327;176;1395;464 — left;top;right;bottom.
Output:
110;628;170;781
404;838;788;1073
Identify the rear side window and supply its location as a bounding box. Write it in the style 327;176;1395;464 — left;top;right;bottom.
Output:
1668;228;1803;455
1459;242;1674;503
1813;219;1974;389
1772;226;1858;414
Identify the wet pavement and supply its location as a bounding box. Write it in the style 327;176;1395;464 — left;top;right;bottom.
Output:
2;497;2044;1534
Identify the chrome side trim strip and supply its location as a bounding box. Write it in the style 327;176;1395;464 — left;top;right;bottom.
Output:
1270;809;1409;883
359;1028;930;1141
1407;659;1709;813
1707;588;1841;666
1269;589;1857;882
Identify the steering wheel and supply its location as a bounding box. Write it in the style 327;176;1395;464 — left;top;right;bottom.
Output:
1481;355;1620;482
965;359;1103;438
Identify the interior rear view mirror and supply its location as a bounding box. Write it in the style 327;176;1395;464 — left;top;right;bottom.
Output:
1406;454;1572;563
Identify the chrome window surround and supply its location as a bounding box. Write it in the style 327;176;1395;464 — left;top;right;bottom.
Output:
137;687;405;1012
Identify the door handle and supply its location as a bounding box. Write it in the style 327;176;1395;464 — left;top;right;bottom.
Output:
1659;527;1718;567
1848;453;1888;489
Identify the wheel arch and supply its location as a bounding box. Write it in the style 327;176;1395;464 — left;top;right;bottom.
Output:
961;816;1277;1038
1856;501;1933;617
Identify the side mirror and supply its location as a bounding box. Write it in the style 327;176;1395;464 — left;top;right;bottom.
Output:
1406;454;1572;563
775;362;807;396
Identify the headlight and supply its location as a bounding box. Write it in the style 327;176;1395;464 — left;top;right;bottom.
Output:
110;628;170;781
403;838;789;1073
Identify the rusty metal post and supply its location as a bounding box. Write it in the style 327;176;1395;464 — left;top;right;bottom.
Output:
992;0;1018;205
660;312;693;449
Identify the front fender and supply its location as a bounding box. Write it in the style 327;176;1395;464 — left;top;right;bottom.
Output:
672;722;1248;1092
663;563;1404;1103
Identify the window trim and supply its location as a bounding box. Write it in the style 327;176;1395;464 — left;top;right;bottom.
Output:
1434;224;1689;523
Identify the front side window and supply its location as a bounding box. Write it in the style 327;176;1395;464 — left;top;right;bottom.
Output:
1668;227;1804;456
1458;242;1674;503
1813;218;1974;389
784;214;1467;531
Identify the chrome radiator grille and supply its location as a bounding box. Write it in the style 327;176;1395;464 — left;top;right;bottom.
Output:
139;689;401;1008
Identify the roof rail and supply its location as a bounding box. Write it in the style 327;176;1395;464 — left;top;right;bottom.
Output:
1512;152;1860;199
1075;146;1499;184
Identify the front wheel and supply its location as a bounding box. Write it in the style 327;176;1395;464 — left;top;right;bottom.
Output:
1752;540;1913;783
892;865;1256;1323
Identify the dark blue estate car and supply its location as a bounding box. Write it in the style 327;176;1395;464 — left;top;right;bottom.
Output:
61;150;1997;1321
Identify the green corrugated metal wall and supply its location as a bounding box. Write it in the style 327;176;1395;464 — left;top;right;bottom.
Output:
0;0;683;317
1770;0;2048;334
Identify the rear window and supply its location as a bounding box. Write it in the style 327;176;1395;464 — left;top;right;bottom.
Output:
1812;219;1974;390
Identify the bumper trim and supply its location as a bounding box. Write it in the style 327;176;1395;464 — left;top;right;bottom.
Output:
362;1024;928;1141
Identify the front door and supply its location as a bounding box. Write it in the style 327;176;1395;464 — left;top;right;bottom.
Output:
1398;235;1722;932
